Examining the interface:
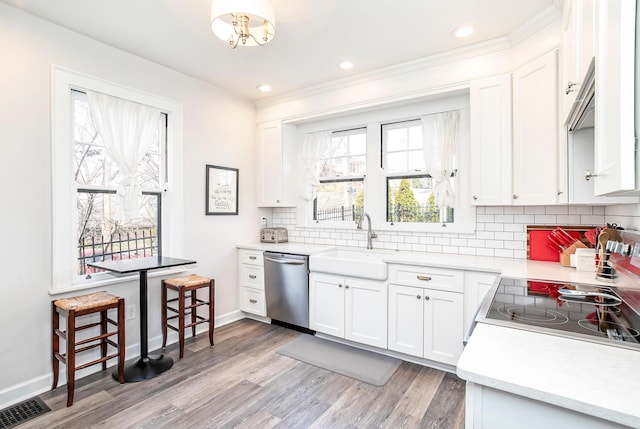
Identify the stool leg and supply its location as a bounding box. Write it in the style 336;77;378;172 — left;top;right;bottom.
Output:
116;298;125;384
209;280;215;347
66;310;76;407
161;281;168;348
179;286;185;359
100;310;107;371
190;289;197;339
51;302;59;390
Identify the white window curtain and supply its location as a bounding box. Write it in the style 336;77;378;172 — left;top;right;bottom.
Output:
421;110;460;208
299;130;332;201
87;91;161;222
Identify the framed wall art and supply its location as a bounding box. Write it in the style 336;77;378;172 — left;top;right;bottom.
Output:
205;164;238;215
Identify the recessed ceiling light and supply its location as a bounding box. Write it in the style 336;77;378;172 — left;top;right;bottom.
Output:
453;26;474;38
340;60;354;70
257;84;272;93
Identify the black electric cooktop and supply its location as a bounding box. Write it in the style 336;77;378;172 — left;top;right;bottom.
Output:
479;278;640;350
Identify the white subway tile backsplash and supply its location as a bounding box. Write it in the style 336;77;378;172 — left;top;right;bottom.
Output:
485;207;505;215
270;204;640;260
534;214;558;224
524;206;546;214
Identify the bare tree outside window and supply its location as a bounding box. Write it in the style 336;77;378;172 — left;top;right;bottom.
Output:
72;91;164;275
314;129;366;222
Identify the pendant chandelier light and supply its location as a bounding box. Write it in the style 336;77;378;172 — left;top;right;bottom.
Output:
210;0;276;48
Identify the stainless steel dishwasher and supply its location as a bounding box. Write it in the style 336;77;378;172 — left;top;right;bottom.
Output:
263;251;310;329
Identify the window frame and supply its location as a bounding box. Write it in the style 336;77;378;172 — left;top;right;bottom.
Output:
313;127;367;226
295;94;474;234
51;66;184;292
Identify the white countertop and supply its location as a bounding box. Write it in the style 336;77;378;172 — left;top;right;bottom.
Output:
237;242;636;288
457;323;640;428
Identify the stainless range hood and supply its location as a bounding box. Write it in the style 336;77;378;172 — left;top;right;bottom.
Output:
566;57;596;131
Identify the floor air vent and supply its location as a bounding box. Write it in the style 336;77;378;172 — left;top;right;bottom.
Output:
0;397;50;429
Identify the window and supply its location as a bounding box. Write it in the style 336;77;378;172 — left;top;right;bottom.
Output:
313;128;366;223
383;119;454;224
73;90;166;275
297;94;473;233
52;67;184;290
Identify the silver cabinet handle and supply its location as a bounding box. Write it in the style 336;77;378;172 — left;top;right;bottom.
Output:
513;194;518;200
585;170;598;181
249;299;257;304
566;81;578;94
417;275;431;281
416;295;421;299
472;195;478;200
345;285;349;289
424;296;430;301
249;256;257;260
338;284;343;288
249;275;257;279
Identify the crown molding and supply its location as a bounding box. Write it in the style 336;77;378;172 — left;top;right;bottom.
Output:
256;4;563;110
255;37;510;109
508;4;562;46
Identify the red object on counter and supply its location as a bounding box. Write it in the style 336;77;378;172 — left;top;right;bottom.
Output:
529;229;583;262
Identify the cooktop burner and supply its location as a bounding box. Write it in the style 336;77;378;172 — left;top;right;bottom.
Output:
480;278;640;350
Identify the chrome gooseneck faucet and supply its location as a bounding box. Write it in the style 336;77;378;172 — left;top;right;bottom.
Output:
357;212;377;249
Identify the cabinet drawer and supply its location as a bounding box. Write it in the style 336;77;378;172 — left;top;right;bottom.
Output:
239;249;263;266
240;264;264;289
389;264;463;293
240;287;266;316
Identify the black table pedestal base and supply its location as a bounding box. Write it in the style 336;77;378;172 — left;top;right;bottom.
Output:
112;354;174;382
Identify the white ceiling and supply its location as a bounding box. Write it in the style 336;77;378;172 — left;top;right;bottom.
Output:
2;0;558;101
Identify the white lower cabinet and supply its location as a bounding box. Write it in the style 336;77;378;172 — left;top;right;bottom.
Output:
388;284;463;365
463;272;499;333
238;249;266;316
309;272;387;349
388;264;464;365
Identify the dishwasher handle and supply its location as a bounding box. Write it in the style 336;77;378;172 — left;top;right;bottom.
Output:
264;256;306;265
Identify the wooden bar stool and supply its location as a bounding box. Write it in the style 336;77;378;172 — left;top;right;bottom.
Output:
51;291;125;406
161;274;215;358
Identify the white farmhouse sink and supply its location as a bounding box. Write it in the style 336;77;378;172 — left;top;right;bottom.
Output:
309;249;390;280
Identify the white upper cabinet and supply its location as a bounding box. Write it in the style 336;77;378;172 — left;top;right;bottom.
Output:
593;0;637;196
512;50;559;205
470;74;513;206
562;0;596;118
256;121;298;207
256;120;283;206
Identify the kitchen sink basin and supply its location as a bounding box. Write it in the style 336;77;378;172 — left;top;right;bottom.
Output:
309;249;391;280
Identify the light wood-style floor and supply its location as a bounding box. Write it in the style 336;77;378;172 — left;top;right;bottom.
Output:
27;319;465;429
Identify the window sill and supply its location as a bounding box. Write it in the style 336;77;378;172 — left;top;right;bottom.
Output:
48;267;189;296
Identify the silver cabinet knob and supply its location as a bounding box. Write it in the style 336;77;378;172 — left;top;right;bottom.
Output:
345;285;349;289
473;195;478;200
585;170;598;181
338;284;342;288
513;194;518;200
416;295;421;299
424;296;430;301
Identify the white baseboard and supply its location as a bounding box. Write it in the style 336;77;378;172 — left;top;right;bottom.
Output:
0;310;247;410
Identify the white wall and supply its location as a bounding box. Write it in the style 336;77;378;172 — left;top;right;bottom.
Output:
0;3;260;407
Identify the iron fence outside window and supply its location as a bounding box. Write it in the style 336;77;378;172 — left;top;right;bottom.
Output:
315;204;364;222
78;229;158;275
389;203;454;223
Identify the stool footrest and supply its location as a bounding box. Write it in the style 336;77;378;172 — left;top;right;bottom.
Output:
75;331;118;347
75;353;119;371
